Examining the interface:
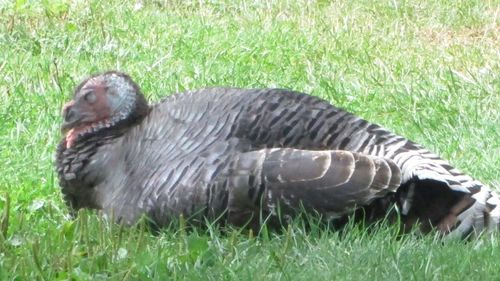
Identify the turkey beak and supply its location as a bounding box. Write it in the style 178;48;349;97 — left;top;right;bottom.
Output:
61;100;80;133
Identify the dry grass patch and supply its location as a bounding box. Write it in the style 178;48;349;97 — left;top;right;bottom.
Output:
420;6;499;48
419;24;499;47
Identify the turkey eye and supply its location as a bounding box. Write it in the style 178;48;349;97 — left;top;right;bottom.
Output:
83;91;96;103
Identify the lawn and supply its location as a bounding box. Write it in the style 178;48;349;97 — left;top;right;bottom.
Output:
0;0;499;280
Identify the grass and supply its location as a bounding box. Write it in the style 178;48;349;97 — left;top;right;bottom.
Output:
0;0;499;279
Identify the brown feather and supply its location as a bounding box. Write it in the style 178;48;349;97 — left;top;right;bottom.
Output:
226;149;401;228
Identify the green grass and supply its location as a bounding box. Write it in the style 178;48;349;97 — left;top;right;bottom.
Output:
0;0;499;279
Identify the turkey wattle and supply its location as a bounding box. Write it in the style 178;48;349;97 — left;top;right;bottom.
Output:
56;71;499;238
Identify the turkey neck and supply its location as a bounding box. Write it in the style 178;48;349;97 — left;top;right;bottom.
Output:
56;105;150;213
56;134;117;211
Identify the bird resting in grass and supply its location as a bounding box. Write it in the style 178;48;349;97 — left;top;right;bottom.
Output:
56;71;500;238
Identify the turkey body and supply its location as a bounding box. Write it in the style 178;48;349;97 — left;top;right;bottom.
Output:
57;73;499;238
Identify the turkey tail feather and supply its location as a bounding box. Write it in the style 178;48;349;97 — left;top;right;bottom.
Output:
387;147;499;238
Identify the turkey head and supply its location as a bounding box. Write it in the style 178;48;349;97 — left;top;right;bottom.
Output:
61;71;149;148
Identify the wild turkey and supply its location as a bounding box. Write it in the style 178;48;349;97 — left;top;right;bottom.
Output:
56;71;499;238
